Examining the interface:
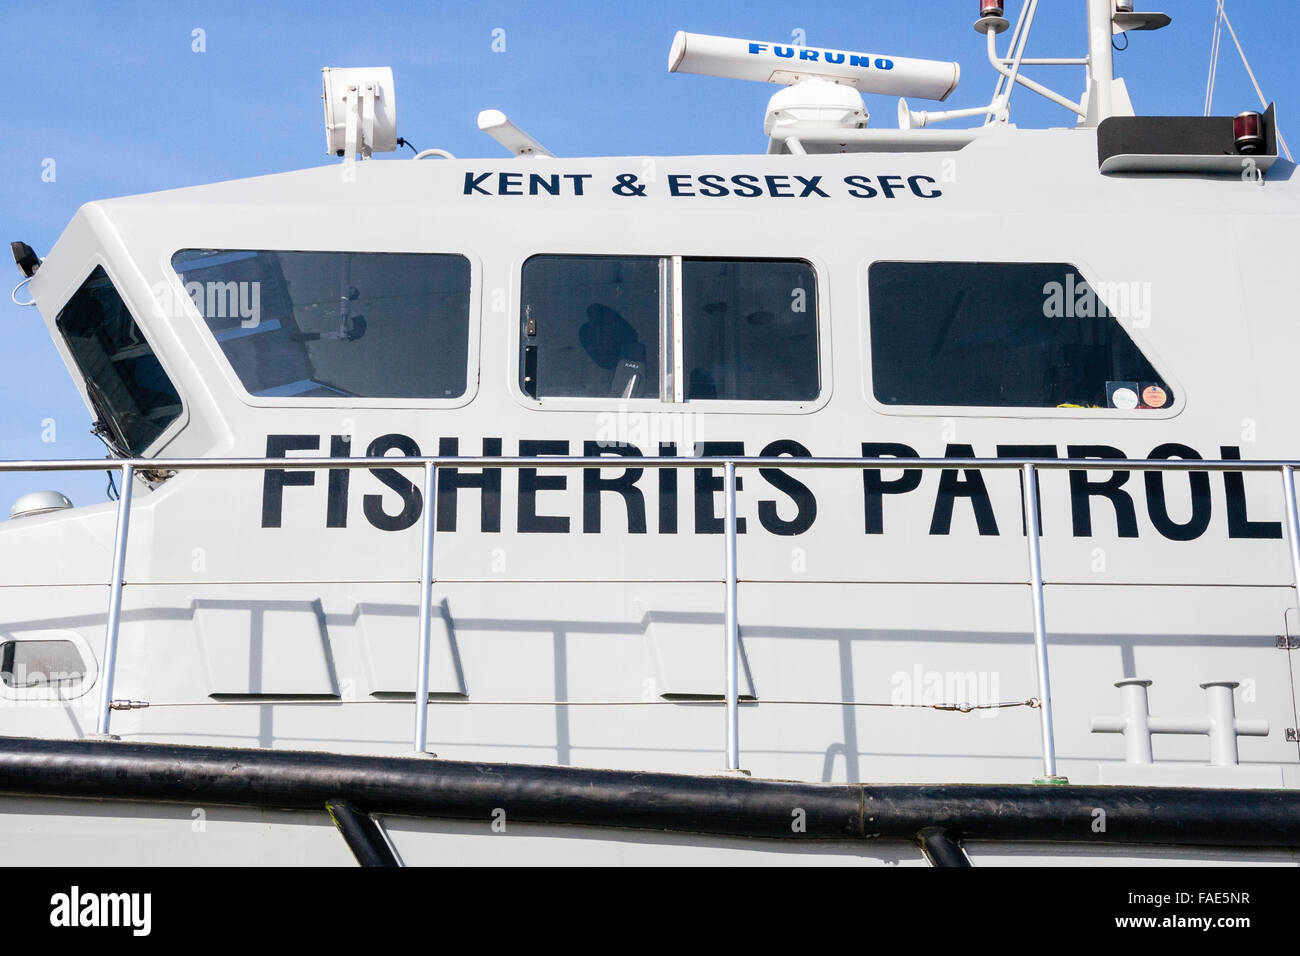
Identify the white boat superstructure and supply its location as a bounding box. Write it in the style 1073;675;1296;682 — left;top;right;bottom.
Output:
2;0;1298;866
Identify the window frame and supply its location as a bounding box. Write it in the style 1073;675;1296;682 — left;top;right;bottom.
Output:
54;258;190;456
167;247;482;410
512;251;831;415
0;630;98;703
860;257;1184;420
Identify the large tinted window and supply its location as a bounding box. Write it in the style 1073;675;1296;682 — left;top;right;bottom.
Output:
56;266;183;454
172;250;471;399
683;259;818;401
520;255;660;399
868;261;1172;409
520;255;819;402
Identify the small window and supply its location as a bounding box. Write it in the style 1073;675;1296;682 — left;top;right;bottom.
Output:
172;250;471;399
683;259;818;401
1;640;87;689
56;266;183;454
520;255;660;399
520;255;819;402
868;261;1173;410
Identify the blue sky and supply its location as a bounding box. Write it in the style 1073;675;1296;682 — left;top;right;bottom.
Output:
1;0;1295;508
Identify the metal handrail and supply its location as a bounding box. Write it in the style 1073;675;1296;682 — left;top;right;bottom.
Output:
5;453;1299;780
1022;463;1059;781
413;461;437;754
4;455;1300;471
95;463;133;737
724;460;740;770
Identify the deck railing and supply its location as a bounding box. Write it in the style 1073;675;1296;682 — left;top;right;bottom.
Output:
4;453;1300;782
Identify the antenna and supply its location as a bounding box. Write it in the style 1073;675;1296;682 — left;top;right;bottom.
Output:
668;32;960;101
477;110;554;158
899;1;1171;132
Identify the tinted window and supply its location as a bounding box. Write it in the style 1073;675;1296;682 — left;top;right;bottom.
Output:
520;255;659;399
172;250;471;399
868;261;1172;409
56;266;183;454
520;255;820;402
683;258;818;401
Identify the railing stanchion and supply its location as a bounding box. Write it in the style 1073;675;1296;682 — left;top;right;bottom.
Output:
94;463;134;738
413;461;437;754
1022;463;1064;783
1282;466;1300;612
724;460;741;771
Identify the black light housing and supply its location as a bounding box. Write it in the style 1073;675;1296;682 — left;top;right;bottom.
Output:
980;1;1004;16
11;241;40;278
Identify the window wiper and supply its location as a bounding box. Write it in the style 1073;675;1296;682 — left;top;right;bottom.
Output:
82;376;131;458
81;376;136;500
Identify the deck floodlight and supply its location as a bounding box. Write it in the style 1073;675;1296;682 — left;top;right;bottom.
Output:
322;67;398;159
668;31;959;101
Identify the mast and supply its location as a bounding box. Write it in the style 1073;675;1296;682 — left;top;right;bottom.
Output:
1086;0;1115;125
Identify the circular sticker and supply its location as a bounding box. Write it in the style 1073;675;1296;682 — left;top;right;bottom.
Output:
1142;385;1167;409
1111;387;1139;410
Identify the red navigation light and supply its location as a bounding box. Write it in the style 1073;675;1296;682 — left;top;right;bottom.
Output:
1233;111;1265;155
980;1;1004;16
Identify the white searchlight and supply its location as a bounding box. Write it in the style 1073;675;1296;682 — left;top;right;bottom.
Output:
322;67;398;160
667;31;960;101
